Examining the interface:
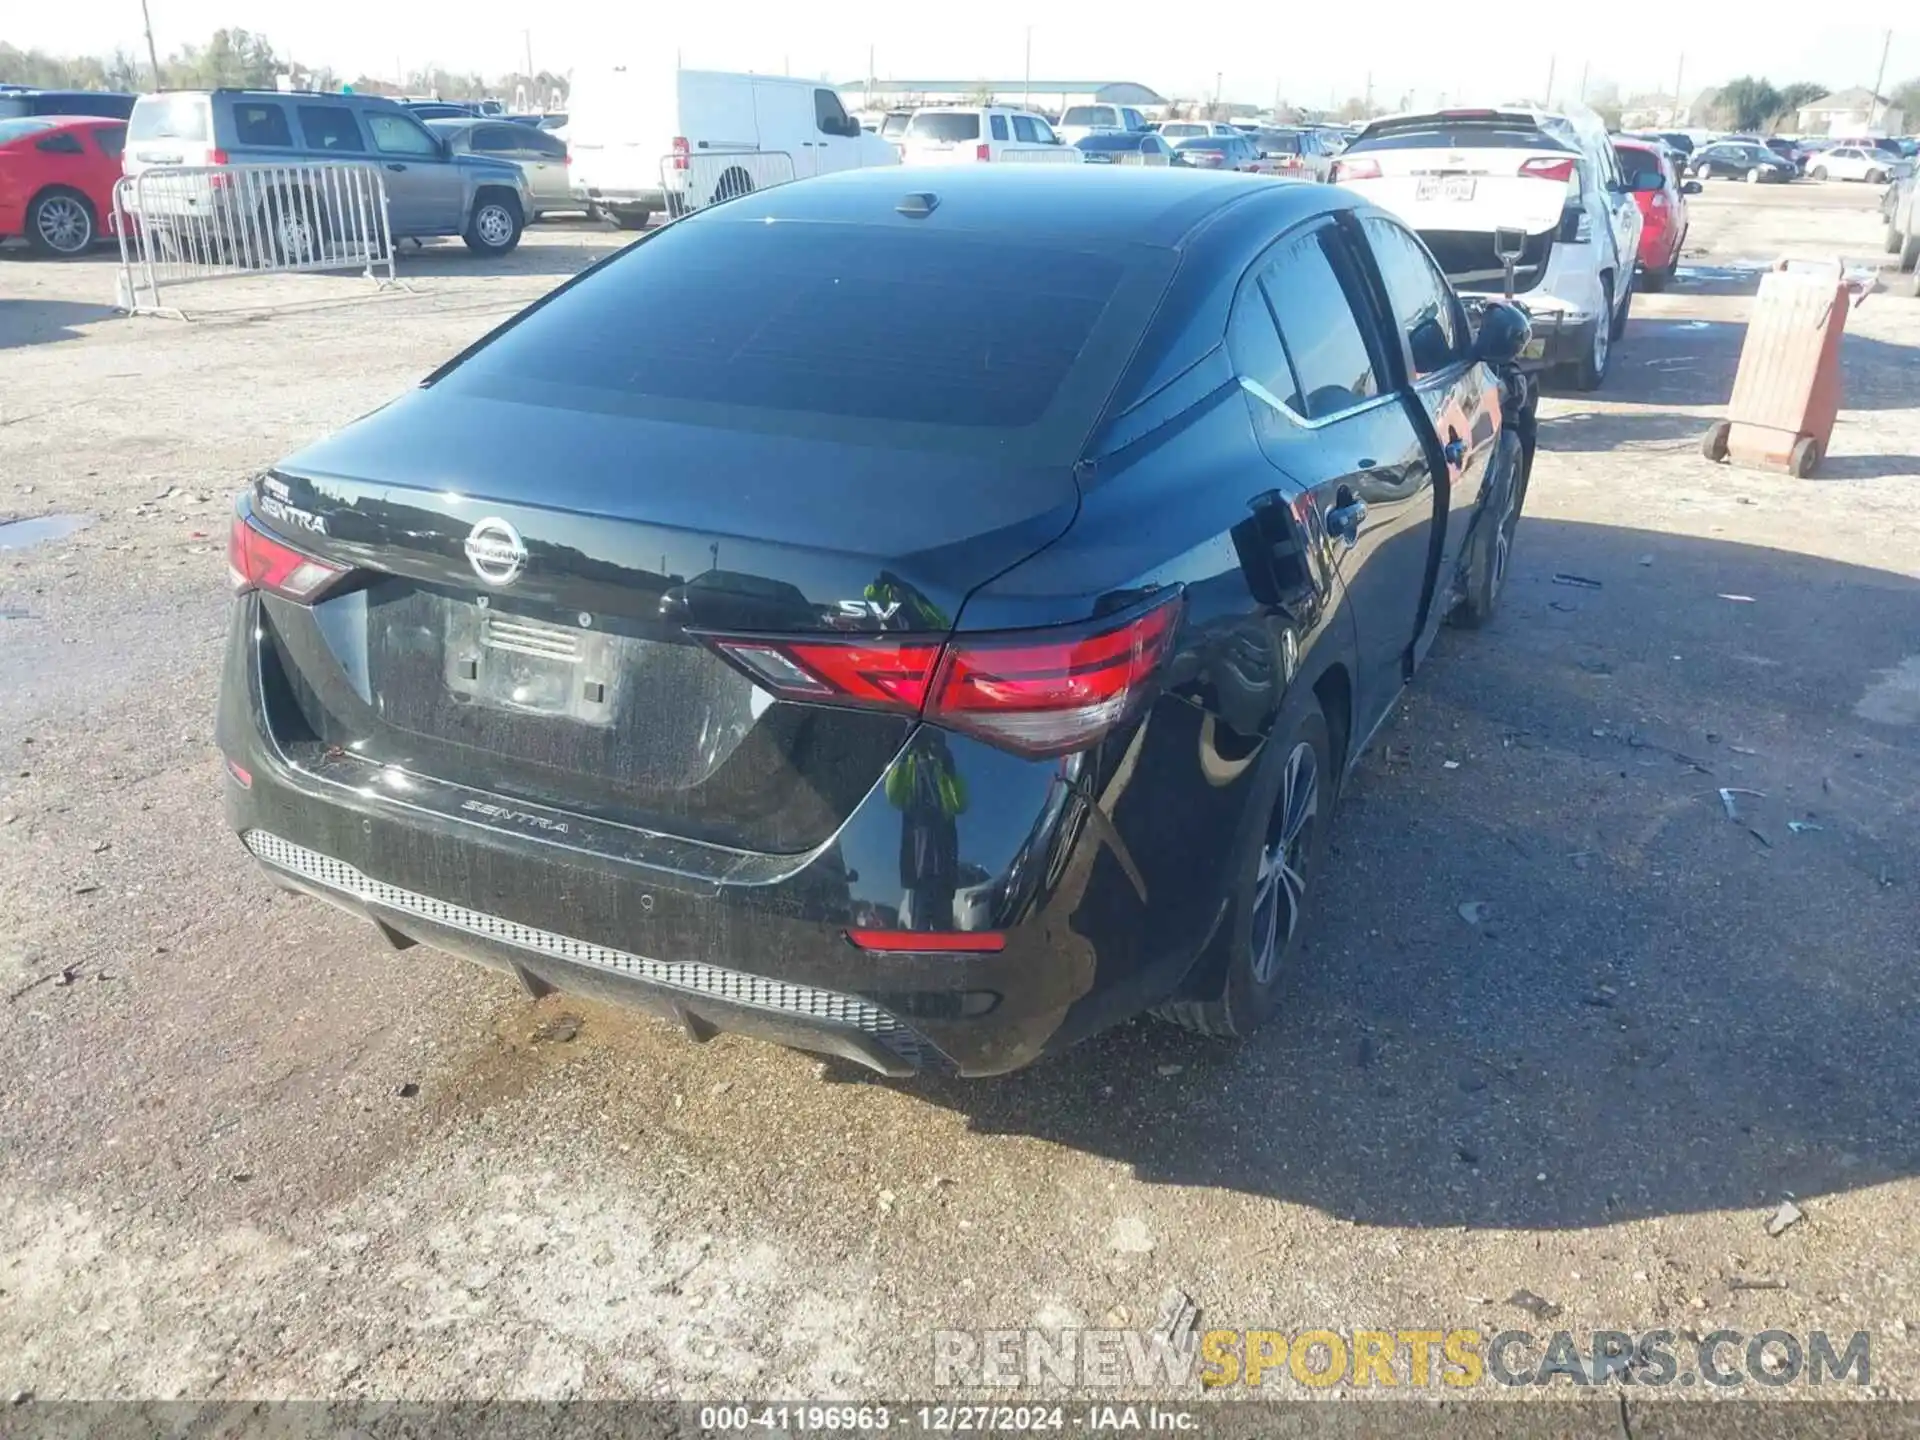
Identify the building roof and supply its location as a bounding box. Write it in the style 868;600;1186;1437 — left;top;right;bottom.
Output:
839;80;1167;107
1801;87;1889;111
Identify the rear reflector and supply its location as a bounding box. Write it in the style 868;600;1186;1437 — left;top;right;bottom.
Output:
223;756;253;788
229;511;347;602
976;143;992;162
1519;156;1578;184
671;136;690;170
707;591;1183;758
847;929;1006;954
1332;157;1380;181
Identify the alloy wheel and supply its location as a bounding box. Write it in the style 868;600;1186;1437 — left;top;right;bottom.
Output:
1491;471;1522;601
1248;740;1319;985
35;195;92;254
1592;304;1610;376
476;203;514;248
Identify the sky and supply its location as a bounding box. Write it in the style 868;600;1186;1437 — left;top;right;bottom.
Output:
12;3;1916;110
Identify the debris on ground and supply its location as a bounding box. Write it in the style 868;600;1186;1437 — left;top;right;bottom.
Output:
1155;1064;1184;1077
1154;1287;1200;1347
534;1014;582;1044
394;1082;419;1099
1552;573;1604;590
1787;821;1823;834
1729;1277;1788;1290
876;1189;896;1214
1718;594;1756;604
1507;1289;1562;1321
1766;1200;1805;1238
1442;760;1461;769
1458;901;1493;925
1718;787;1765;821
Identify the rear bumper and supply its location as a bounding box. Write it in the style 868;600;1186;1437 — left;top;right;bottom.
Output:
216;595;1223;1076
574;184;667;212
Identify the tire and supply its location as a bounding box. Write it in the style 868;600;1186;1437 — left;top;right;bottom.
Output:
1788;435;1820;478
1609;268;1634;342
1811;166;1829;182
1701;420;1732;463
25;187;96;257
1887;223;1904;255
1867;170;1887;186
608;207;650;230
1155;703;1332;1040
1567;278;1613;392
711;166;754;206
1902;230;1920;274
256;187;323;267
462;192;523;255
1451;430;1528;629
1746;167;1762;184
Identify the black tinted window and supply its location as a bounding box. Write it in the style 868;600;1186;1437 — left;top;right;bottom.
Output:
1227;273;1298;408
36;131;85;155
907;113;979;142
297;106;364;152
1363;217;1466;375
232;102;292;148
468;124;515;153
1011;116;1037;143
523;127;566;158
1260;226;1381;418
813;88;850;134
448;220;1160;455
1615;147;1664;188
992;115;1010;141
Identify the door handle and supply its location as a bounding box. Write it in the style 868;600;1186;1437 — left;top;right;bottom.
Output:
385;163;406;172
1325;489;1367;545
1443;437;1466;467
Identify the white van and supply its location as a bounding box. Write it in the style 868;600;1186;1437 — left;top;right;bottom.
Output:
567;66;899;228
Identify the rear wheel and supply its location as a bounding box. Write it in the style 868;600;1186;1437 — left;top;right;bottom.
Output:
1567;279;1613;392
608;207;650;230
1886;223;1904;255
1811;165;1829;181
257;188;323;266
711;166;754;205
1156;704;1331;1040
1609;268;1634;341
1867;169;1888;185
1901;230;1920;273
1451;430;1527;629
1747;167;1762;184
25;188;96;257
463;192;523;255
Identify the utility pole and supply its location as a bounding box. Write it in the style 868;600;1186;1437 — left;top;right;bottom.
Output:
1578;60;1589;103
523;29;533;84
1364;70;1373;117
139;0;162;88
1672;53;1685;125
1023;27;1032;111
1543;55;1556;108
868;44;875;111
1870;28;1892;129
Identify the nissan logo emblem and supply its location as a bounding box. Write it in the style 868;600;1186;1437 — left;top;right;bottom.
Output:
464;517;527;587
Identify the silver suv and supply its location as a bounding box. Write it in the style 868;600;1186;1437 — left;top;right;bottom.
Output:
123;89;533;255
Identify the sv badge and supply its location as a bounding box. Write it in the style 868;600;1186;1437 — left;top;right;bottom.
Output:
836;599;902;621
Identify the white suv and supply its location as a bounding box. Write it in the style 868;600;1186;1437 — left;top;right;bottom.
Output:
1333;105;1641;391
896;107;1081;165
1055;103;1150;146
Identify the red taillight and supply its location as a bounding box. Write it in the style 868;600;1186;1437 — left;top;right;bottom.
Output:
1333;157;1380;181
976;142;992;162
846;929;1007;954
1519;156;1577;184
671;136;690;171
708;592;1183;758
228;511;346;602
209;148;230;166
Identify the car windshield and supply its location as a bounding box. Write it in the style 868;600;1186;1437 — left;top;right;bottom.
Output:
906;113;981;142
0;116;61;142
128;94;209;141
1060;107;1114;127
443;217;1175;465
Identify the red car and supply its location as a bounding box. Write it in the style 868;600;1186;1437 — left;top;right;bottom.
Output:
0;115;127;257
1613;137;1697;292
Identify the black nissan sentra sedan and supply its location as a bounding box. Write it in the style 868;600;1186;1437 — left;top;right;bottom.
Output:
218;165;1535;1077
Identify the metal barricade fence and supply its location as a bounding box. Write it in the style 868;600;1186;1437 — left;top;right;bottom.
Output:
994;147;1088;164
657;151;798;217
113;161;397;317
1113;152;1172;167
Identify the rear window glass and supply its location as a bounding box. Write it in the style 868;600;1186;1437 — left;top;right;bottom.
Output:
298;105;365;152
1614;148;1665;188
95;123;127;158
1077;133;1145;151
447;220;1171;461
128;95;209;142
906;113;980;143
1061;107;1114;126
1347;121;1571;155
0;117;60;143
232;102;292;148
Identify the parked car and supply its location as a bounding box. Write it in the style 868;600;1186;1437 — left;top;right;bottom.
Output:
1055;103;1151;146
427;118;576;218
567;66;899;228
1885;172;1918;274
121;89;535;255
1173;133;1274;172
1158;120;1243;145
0;115;126;256
399;101;480;122
1333;105;1641;391
897;107;1077;164
877;109;914;142
1689;141;1796;183
1613;137;1698;291
215;165;1536;1076
1251;127;1336;180
1073;131;1180;164
0;89;136;122
1807;144;1904;183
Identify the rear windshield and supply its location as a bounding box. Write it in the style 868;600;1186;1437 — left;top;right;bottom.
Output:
1160;124;1207;137
1347;120;1571;155
128;95;210;142
445;219;1173;463
1061;106;1114;126
906;112;980;143
1076;132;1144;151
1257;131;1303;153
0;116;61;142
1614;148;1665;188
881;112;911;138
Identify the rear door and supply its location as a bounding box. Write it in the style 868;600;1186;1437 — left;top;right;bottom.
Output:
1233;219;1437;733
1357;213;1499;663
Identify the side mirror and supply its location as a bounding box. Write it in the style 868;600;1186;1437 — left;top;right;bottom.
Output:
1682;179;1703;195
1408;315;1452;374
1473;300;1532;366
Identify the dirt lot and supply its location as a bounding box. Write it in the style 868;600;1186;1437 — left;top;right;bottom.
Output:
2;181;1918;1414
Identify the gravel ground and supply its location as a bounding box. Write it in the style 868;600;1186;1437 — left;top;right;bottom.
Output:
2;183;1917;1415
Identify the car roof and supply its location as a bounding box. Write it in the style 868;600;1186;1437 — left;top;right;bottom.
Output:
1613;137;1662;153
700;163;1339;252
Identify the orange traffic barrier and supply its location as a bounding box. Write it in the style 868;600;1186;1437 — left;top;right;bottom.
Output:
1701;259;1874;478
